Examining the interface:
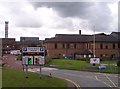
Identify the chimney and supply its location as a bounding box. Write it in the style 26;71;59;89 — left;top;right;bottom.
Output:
5;21;9;38
79;30;81;35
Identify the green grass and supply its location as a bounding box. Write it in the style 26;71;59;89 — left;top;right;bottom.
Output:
101;60;117;64
2;67;67;87
0;67;2;88
49;59;119;74
99;65;119;73
49;59;90;70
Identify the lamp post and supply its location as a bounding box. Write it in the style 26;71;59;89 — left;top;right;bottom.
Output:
93;26;96;58
93;26;96;66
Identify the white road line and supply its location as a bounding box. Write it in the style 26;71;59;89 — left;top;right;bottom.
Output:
104;74;117;87
95;76;98;80
56;72;81;89
59;77;81;89
65;78;81;89
102;81;112;88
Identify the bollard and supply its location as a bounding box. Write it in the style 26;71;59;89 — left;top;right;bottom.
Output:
50;73;52;78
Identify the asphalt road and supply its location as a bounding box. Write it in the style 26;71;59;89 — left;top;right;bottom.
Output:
29;67;119;89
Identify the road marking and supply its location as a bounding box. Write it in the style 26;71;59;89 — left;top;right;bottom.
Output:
104;74;117;87
102;81;112;87
28;68;81;89
65;78;81;89
95;76;98;80
93;77;113;88
63;73;111;88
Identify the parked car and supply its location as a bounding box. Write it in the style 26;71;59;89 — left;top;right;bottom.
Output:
98;64;106;70
10;50;21;55
63;54;73;59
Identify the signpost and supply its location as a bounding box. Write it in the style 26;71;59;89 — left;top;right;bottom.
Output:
22;47;45;78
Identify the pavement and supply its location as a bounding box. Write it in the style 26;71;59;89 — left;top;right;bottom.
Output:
2;54;40;70
2;54;23;70
2;54;119;89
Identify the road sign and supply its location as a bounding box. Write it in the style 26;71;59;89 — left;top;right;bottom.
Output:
22;47;45;65
90;58;100;64
22;47;45;79
22;56;33;65
28;57;33;65
22;47;45;52
34;57;39;65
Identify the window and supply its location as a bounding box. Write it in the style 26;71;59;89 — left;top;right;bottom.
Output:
74;44;76;49
86;44;88;49
62;43;65;48
111;54;115;58
100;43;103;49
104;43;108;49
105;54;108;57
67;43;70;49
55;43;57;49
105;45;108;49
118;43;119;48
100;54;103;57
113;43;115;49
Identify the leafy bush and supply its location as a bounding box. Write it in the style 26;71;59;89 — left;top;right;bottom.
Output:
79;58;86;61
117;60;120;67
51;56;61;59
45;58;52;64
16;55;22;61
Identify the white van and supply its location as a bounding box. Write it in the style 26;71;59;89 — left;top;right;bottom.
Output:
10;50;21;55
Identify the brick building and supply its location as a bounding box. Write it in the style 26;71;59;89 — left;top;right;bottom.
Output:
15;37;42;50
44;31;120;59
0;31;119;59
0;38;16;53
0;37;43;54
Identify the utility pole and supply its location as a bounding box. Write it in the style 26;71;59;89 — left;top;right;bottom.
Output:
93;26;96;58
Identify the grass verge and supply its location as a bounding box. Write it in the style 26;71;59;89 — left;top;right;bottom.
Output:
2;67;67;88
49;59;90;70
0;67;2;88
49;59;119;74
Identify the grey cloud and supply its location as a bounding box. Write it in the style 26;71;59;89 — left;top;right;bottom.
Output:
32;2;94;18
31;2;117;32
118;2;120;32
3;2;42;28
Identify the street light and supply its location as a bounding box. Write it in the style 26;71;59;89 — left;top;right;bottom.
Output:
93;26;96;58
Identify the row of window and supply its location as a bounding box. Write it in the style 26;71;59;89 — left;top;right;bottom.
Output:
54;43;120;49
100;54;116;58
55;43;77;49
100;43;120;49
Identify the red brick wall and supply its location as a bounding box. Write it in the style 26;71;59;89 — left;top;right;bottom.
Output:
88;42;119;57
44;42;119;58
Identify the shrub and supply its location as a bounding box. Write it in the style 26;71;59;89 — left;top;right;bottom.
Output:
51;56;60;59
79;58;86;61
117;60;120;67
16;55;22;61
45;58;52;64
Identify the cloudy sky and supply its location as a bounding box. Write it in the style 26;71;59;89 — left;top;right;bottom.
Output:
0;0;118;41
